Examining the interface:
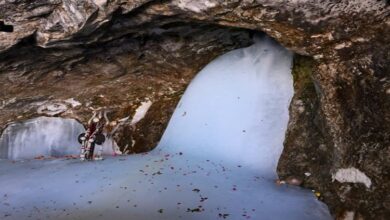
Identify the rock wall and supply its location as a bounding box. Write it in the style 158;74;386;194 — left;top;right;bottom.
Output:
0;0;389;218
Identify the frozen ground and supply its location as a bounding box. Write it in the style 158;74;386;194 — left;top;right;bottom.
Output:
0;153;331;220
0;36;332;220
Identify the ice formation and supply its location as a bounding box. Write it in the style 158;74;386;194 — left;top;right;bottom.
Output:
130;100;153;126
159;36;293;177
0;117;83;159
0;116;115;159
0;36;332;220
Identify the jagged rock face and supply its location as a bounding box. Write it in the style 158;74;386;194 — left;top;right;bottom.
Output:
0;0;389;219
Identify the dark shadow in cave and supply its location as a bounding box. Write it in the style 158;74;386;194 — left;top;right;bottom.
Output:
0;21;14;32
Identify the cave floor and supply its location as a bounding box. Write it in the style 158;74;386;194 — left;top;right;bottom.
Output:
0;151;331;220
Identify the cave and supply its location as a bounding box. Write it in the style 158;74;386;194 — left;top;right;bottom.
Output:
0;34;334;219
0;1;388;219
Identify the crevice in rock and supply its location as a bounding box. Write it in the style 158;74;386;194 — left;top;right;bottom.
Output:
278;54;336;209
0;21;13;33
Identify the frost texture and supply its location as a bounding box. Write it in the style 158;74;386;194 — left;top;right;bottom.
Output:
0;37;332;220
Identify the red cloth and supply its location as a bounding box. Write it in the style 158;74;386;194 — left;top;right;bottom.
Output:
88;123;97;136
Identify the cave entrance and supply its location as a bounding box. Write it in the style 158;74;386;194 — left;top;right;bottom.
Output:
0;21;14;32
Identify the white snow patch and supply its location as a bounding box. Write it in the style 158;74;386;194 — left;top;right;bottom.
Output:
130;100;153;126
64;98;82;107
37;102;68;116
332;167;372;188
92;0;107;7
177;0;217;13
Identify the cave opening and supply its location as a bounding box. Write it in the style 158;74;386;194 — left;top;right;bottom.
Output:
0;21;14;32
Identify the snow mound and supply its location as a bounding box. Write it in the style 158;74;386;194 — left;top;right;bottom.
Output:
159;36;293;176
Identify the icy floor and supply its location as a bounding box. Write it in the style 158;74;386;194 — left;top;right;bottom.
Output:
0;154;331;220
0;36;332;220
